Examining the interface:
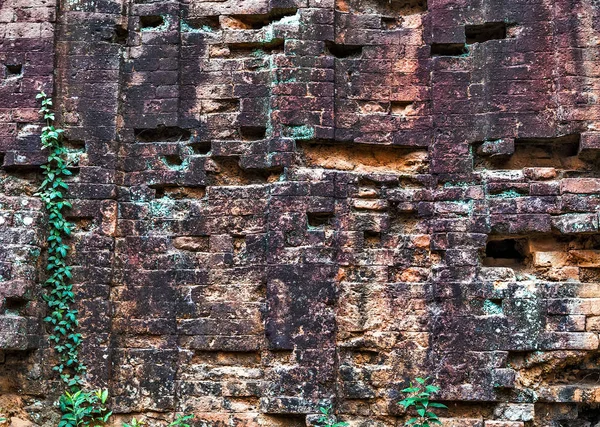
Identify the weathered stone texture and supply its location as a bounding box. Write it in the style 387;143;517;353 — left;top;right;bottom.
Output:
1;0;600;425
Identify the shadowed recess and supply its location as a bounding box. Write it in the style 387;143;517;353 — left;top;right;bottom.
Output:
4;64;22;77
336;0;427;15
151;185;206;199
184;16;220;31
189;141;211;155
325;41;363;59
240;126;267;141
112;24;128;44
228;8;298;29
364;230;382;247
4;297;27;314
475;134;587;170
307;212;335;228
134;126;192;142
300;141;428;174
430;43;468;56
484;238;526;267
226;39;285;56
140;15;164;29
465;22;508;44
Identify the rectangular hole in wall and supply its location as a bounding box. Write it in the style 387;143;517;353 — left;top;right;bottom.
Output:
185;16;220;31
516;135;580;157
358;177;383;188
465;22;509;44
487;184;528;196
190;141;211;155
140;15;164;29
307;212;335;228
5;64;22;77
482;234;600;282
226;39;285;57
227;8;298;29
474;134;586;171
483;238;527;267
112;24;128;44
151;185;206;199
4;297;28;314
239;126;267;141
381;17;401;29
163;155;183;167
134;126;191;143
358;101;389;114
430;43;468;56
364;230;381;248
300;142;428;174
207;158;282;186
338;0;426;15
390;101;415;116
325;41;363;59
576;403;600;422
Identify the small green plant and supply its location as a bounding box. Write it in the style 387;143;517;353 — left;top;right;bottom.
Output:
399;377;447;427
58;389;112;427
317;405;348;427
123;417;146;427
169;414;195;427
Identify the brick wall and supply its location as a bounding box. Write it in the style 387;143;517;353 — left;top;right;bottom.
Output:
1;0;600;425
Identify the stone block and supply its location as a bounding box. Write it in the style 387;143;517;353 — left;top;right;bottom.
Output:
493;403;534;422
0;316;30;351
552;213;598;233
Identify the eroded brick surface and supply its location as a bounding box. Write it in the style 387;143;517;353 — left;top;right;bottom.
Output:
1;0;600;425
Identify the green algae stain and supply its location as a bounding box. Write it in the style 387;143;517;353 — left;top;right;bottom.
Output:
483;299;503;315
161;156;190;171
283;125;315;141
489;189;522;199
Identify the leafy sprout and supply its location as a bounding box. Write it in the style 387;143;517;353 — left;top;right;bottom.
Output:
58;389;112;427
169;414;195;427
123;417;145;427
317;405;348;427
399;377;447;427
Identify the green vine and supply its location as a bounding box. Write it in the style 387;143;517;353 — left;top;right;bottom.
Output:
36;91;84;389
36;91;190;427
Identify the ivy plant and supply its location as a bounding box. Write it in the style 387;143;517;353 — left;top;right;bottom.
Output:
36;91;84;389
37;92;112;425
36;91;197;427
399;377;447;427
